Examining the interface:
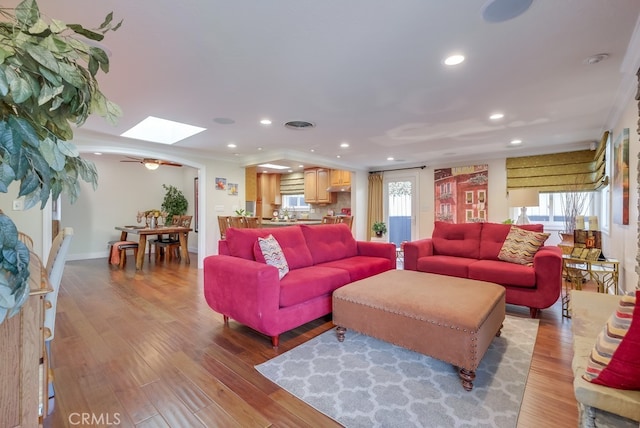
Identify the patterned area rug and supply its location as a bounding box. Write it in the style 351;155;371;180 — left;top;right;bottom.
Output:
256;315;539;428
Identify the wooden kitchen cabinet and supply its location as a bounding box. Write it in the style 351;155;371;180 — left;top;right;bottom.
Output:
0;251;51;428
258;173;281;217
330;169;351;187
304;168;335;204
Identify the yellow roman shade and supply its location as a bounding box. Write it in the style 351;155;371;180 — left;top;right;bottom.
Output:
506;131;608;192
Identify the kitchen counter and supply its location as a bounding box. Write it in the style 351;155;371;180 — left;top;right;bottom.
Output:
261;220;322;227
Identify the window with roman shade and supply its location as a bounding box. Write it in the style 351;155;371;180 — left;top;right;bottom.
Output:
279;172;305;195
506;131;609;192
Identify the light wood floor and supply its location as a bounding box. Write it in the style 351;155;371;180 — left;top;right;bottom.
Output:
44;256;578;428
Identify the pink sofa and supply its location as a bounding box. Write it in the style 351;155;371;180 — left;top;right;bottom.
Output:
403;222;563;318
203;223;396;346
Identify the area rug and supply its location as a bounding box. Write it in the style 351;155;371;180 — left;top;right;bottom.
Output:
255;315;539;428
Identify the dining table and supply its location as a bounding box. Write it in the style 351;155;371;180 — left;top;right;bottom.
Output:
115;225;193;270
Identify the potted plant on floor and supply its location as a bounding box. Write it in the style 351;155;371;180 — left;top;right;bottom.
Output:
372;221;387;238
0;0;121;323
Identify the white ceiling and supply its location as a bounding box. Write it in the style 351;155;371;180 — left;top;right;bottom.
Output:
8;0;640;173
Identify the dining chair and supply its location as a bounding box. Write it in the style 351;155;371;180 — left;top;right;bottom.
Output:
245;216;260;228
230;216;245;228
18;231;34;250
155;215;192;261
148;215;182;261
336;216;354;230
322;215;338;224
218;216;232;239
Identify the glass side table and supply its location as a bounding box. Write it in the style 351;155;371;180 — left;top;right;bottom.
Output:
561;255;619;318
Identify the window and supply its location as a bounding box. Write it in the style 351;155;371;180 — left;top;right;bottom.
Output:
510;192;597;230
281;194;310;212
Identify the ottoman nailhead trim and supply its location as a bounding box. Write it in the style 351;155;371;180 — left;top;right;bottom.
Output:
335;296;481;334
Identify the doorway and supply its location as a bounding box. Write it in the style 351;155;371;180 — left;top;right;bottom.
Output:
383;173;417;248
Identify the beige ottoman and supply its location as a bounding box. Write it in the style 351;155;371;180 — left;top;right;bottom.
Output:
333;270;506;391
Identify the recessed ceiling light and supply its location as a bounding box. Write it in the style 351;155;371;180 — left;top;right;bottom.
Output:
298;164;304;168
444;54;465;66
310;149;315;153
489;113;504;120
227;143;237;148
387;157;394;161
336;155;341;159
340;142;349;148
288;169;293;173
260;119;272;125
94;152;102;155
257;147;263;151
257;163;289;170
510;139;523;145
121;116;206;144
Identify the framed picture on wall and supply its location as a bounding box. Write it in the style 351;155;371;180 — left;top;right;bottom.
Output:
215;177;226;190
612;128;629;225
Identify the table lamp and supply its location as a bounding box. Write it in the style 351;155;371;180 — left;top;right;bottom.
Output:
508;188;539;225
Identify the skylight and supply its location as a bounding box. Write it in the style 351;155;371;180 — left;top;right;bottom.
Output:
121;116;206;144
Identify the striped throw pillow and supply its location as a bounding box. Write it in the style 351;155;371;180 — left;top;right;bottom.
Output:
498;226;549;267
582;290;640;389
258;234;289;279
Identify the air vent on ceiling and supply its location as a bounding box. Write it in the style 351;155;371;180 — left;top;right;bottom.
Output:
284;120;315;130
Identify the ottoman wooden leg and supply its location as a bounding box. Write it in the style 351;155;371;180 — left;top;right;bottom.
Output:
496;323;503;337
459;368;476;391
336;326;346;342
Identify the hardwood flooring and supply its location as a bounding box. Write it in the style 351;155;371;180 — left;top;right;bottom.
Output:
44;256;577;428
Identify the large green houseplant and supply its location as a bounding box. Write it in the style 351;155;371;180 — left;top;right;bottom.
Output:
0;0;121;323
161;184;188;223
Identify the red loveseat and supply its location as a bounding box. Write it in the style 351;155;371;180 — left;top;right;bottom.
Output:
203;223;396;347
403;222;563;318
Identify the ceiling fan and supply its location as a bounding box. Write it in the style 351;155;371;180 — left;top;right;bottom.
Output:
120;156;182;170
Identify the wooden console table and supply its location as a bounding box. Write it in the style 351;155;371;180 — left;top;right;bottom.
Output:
561;255;619;318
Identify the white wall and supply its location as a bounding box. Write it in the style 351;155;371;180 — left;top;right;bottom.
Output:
0;182;46;258
602;96;639;293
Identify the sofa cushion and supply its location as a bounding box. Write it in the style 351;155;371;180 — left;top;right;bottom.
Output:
300;223;357;264
479;223;544;260
279;266;351;308
583;291;640;390
498;226;549;267
226;226;314;269
468;260;536;288
316;255;393;282
257;234;289;279
431;221;482;259
416;255;476;278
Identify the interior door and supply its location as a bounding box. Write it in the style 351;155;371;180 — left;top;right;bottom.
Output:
383;174;417;248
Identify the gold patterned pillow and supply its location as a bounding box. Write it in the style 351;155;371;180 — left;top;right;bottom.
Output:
498;226;549;267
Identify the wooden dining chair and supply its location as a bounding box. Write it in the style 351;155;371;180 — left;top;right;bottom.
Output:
245;216;260;228
155;215;192;261
148;215;182;261
218;216;232;239
322;215;338;224
336;216;354;230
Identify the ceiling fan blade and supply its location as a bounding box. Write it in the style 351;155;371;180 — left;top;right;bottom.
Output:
159;161;183;167
124;156;143;161
120;160;142;163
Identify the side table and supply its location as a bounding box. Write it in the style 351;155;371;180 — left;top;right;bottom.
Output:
561;255;619;318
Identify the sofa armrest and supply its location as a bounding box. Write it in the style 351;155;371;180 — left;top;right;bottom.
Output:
403;238;434;271
203;255;281;330
531;245;563;306
357;241;397;268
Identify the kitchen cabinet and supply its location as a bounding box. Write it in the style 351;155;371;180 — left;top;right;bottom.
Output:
304;168;335;204
257;173;281;218
330;169;351;187
1;251;51;428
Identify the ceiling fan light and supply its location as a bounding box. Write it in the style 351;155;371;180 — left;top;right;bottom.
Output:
144;162;160;170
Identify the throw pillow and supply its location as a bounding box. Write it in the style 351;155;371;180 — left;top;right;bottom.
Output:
257;234;289;279
583;290;640;389
497;226;549;267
